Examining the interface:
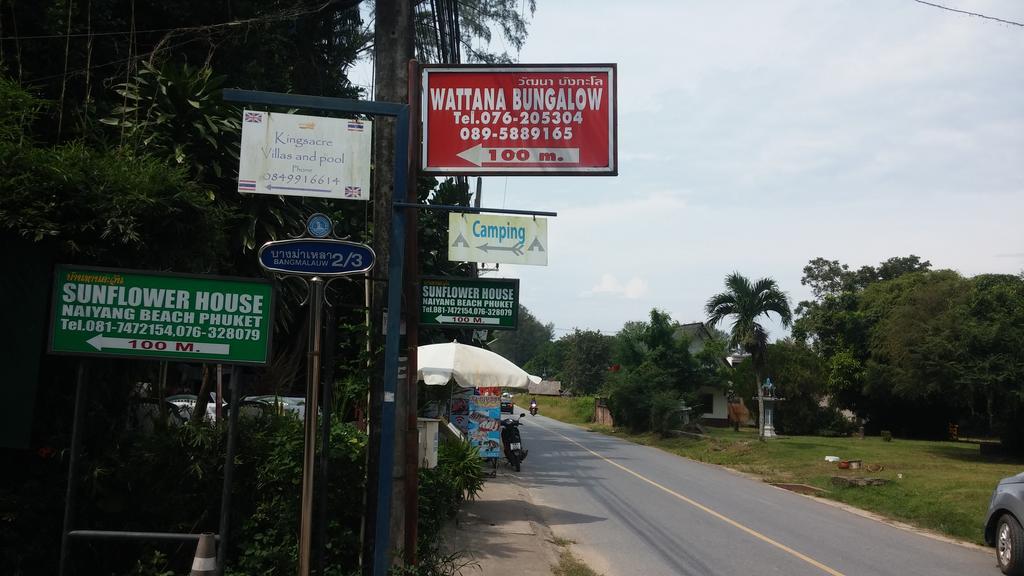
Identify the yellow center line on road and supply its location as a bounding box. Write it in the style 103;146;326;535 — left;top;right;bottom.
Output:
539;423;846;576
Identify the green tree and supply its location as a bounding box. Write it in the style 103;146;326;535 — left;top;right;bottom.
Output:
763;339;841;435
522;338;564;381
559;328;612;395
604;309;714;434
793;255;931;355
845;269;960;436
489;304;554;366
0;77;229;272
611;320;649;368
412;0;537;64
861;271;1024;443
954;274;1024;449
792;255;934;423
795;262;1024;443
706;272;792;439
101;61;241;183
1;0;366;143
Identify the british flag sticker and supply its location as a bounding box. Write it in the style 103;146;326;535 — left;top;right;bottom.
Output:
244;111;264;123
344;186;363;198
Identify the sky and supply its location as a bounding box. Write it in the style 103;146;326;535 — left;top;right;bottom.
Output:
355;0;1024;339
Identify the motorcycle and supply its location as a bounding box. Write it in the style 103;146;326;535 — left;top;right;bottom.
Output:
529;400;538;416
500;413;528;471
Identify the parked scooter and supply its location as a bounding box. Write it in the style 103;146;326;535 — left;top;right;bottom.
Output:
529;398;538;416
500;413;528;471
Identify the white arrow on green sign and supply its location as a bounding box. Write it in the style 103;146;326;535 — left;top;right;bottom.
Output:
433;315;500;325
49;265;273;365
420;276;519;330
86;334;231;356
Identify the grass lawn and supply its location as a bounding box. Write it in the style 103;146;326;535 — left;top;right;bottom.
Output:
529;397;1023;545
513;394;595;425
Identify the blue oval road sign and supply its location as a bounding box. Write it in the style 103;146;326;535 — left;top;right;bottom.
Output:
258;238;376;276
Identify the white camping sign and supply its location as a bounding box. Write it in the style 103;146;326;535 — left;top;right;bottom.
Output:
237;110;372;200
448;213;548;266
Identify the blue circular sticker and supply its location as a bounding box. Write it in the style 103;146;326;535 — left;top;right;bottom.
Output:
306;213;333;238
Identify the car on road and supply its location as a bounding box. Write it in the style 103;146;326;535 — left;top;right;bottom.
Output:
986;472;1024;575
500;392;513;413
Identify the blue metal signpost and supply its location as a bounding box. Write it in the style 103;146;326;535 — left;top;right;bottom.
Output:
224;88;409;576
256;216;379;576
225;86;557;576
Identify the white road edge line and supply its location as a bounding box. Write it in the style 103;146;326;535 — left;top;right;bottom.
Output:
536;420;847;576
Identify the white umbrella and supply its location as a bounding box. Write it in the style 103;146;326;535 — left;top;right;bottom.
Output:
417;341;541;389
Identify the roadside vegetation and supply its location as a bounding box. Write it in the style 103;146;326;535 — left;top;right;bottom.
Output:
517;395;595;425
550;536;604;576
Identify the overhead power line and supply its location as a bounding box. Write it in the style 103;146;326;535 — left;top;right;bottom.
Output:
0;0;360;42
910;0;1024;27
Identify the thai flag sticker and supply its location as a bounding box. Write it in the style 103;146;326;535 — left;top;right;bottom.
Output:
347;121;364;131
244;111;264;123
238;179;257;192
344;186;362;198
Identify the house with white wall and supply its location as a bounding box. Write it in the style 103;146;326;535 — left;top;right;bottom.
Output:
675;322;727;423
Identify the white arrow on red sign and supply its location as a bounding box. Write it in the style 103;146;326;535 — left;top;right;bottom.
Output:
456;145;581;167
86;334;231;355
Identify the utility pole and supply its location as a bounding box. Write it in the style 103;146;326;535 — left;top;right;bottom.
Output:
365;0;414;572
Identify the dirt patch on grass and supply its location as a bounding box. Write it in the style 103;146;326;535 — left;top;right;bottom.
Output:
772;482;828;496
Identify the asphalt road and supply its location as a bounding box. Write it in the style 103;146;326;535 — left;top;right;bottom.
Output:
510;410;996;576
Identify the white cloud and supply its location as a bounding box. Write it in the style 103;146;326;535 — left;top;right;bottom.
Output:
581;274;649;300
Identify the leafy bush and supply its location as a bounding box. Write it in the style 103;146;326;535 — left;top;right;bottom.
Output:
607;360;701;434
101;61;241;182
419;439;485;526
813;406;861;437
607;373;650;433
0;76;42;144
1;406;368;575
604;310;722;434
413;439;484;576
0;138;229;272
229;416;366;575
648;390;684;436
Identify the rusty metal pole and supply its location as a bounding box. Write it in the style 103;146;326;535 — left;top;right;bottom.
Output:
299;277;325;576
58;361;88;576
402;58;421;566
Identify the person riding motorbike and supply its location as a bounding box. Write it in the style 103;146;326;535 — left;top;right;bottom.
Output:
529;397;538;416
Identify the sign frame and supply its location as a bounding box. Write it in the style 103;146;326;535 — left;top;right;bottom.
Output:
48;264;275;365
421;63;618;176
420;276;520;330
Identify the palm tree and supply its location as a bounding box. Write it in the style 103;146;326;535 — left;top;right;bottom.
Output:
705;272;792;439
